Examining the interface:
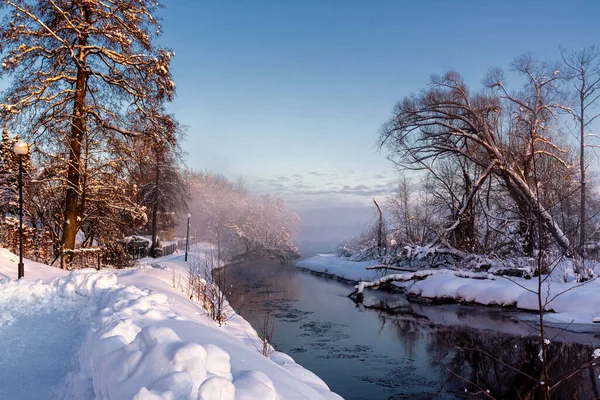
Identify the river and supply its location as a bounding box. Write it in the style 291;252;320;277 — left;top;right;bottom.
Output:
225;260;600;399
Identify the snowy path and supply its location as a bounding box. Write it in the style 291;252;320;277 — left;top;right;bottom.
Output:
0;248;342;400
0;311;85;399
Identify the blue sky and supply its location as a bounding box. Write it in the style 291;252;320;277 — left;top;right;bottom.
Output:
157;0;599;214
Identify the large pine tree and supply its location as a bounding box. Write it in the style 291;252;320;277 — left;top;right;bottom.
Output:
0;129;17;217
135;140;188;257
0;0;176;262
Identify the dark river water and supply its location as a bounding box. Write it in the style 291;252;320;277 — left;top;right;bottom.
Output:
225;260;600;400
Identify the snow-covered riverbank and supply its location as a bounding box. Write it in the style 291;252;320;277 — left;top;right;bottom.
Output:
297;254;600;325
296;253;380;282
0;247;341;400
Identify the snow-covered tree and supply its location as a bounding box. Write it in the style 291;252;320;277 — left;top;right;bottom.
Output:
387;176;439;247
229;194;300;261
0;0;176;262
186;172;247;255
185;172;300;262
380;60;573;254
134;137;189;257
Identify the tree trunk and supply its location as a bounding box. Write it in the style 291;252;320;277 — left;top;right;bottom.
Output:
60;27;89;266
453;210;476;252
373;198;384;257
452;170;476;251
505;175;536;255
503;171;570;254
579;99;586;256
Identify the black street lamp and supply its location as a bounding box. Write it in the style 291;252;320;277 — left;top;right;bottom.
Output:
13;141;28;279
185;213;191;262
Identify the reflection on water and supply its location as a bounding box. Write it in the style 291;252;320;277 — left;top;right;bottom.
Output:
427;325;600;399
225;260;600;399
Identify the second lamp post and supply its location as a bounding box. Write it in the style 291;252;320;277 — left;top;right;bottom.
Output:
13;141;28;279
185;213;191;261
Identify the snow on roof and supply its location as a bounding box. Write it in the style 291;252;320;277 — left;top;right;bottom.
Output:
123;235;154;245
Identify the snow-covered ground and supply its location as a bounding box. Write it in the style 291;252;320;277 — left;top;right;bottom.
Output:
0;247;341;400
298;253;600;325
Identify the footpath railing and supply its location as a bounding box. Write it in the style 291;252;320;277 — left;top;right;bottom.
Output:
154;241;177;257
50;236;199;270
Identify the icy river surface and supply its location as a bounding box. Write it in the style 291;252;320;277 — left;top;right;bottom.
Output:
226;259;600;400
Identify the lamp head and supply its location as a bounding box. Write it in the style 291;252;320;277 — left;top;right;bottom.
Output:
187;213;191;219
13;141;28;155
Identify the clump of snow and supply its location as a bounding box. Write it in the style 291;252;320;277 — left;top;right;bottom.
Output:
296;253;380;282
87;325;214;399
233;370;276;400
123;235;153;246
198;376;235;400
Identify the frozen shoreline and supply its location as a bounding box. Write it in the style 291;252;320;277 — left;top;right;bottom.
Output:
297;253;600;325
0;247;342;400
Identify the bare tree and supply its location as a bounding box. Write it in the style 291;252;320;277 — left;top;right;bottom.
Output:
387;176;414;244
380;60;572;254
364;57;597;399
561;46;600;256
387;175;439;247
420;157;483;252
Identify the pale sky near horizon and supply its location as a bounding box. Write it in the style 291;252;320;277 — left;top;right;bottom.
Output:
157;0;599;216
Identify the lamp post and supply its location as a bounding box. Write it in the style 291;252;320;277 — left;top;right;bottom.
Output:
13;141;28;279
185;213;191;262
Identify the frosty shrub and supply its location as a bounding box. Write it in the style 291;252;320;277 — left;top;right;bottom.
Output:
254;310;275;358
187;251;237;326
